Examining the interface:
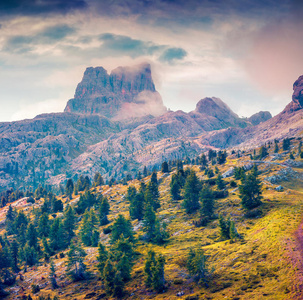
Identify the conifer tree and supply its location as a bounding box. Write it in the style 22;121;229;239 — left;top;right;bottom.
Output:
216;173;225;190
10;240;19;272
129;192;145;221
182;170;201;214
116;254;131;282
65;179;74;200
63;205;76;243
170;181;181;200
38;213;50;238
93;172;104;187
113;271;125;298
274;141;279;153
199;184;214;219
110;214;135;244
66;240;87;281
219;215;230;239
144;249;156;287
186;248;208;284
49;218;66;251
103;259;116;295
49;260;58;289
239;165;262;210
151;254;165;292
97;243;108;279
161;162;169;173
26;223;38;250
80;209;99;246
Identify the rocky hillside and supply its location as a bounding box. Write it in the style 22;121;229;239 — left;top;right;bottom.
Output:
64;63;167;120
0;63;300;191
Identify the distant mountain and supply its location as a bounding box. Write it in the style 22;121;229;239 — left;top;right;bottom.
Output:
0;63;293;191
248;111;272;126
64;63;167;120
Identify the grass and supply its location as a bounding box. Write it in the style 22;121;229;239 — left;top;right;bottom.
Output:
4;141;303;299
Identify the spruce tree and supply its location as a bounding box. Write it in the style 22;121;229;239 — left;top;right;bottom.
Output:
110;214;135;244
161;162;169;173
65;179;74;200
66;240;87;281
199;184;214;219
219;215;230;239
26;223;38;250
63;205;76;243
80;209;98;246
129;192;145;221
10;240;19;272
116;254;131;282
103;259;116;295
97;243;108;279
182;170;201;214
239;165;262;210
49;260;58;289
151;254;165;292
144;249;156;287
186;248;208;284
216;173;225;190
38;213;50;238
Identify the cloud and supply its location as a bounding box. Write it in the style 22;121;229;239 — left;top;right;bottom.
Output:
0;0;87;17
159;47;187;63
4;24;76;53
98;33;164;58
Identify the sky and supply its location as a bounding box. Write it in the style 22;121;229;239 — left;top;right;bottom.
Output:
0;0;303;122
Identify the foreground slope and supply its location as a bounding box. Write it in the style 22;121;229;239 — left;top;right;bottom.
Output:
2;139;303;299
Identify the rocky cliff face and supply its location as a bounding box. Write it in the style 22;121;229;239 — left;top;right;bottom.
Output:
189;97;248;130
282;75;303;113
248;111;272;126
64;63;167;119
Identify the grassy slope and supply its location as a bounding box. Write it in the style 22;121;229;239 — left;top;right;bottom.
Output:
4;143;303;300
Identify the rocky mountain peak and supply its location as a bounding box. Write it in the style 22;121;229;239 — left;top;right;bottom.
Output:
283;75;303;113
64;63;166;119
194;97;238;120
248;111;272;126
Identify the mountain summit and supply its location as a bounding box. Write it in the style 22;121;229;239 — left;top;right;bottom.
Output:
64;63;167;119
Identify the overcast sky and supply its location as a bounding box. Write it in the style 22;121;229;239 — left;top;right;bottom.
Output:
0;0;302;122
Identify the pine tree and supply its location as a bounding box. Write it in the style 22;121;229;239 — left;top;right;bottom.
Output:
170;181;181;200
116;254;131;282
66;240;87;281
110;214;135;244
151;254;165;292
144;249;156;287
103;259;116;295
129;192;145;221
93;172;104;187
38;213;50;238
80;209;98;246
161;162;169;173
199;185;214;219
26;223;38;250
186;248;208;284
216;173;225;190
97;243;108;279
229;220;237;242
182;170;201;214
274;141;279;153
63;205;76;243
49;218;66;251
49;260;58;289
219;215;230;239
65;179;74;200
239;165;262;210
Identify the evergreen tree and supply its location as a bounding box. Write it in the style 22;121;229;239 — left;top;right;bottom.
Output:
239;165;262;210
23;244;38;266
143;166;148;177
283;138;291;151
151;254;165;292
144;249;156;287
145;182;160;211
161;161;169;173
186;248;208;284
199;185;214;219
26;223;38;250
229;220;237;242
219;215;230;239
63;205;76;243
49;218;66;251
217;150;227;164
65;179;74;200
80;209;99;246
259;146;268;159
5;205;16;234
38;213;50;238
49;260;58;289
129;192;145;221
116;254;131;282
216;173;225;190
113;271;125;298
110;215;135;244
182;170;201;214
10;240;19;272
93;172;104;187
274;141;279;153
103;259;116;295
170;180;181;200
66;240;87;281
97;243;108;279
99;197;110;225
